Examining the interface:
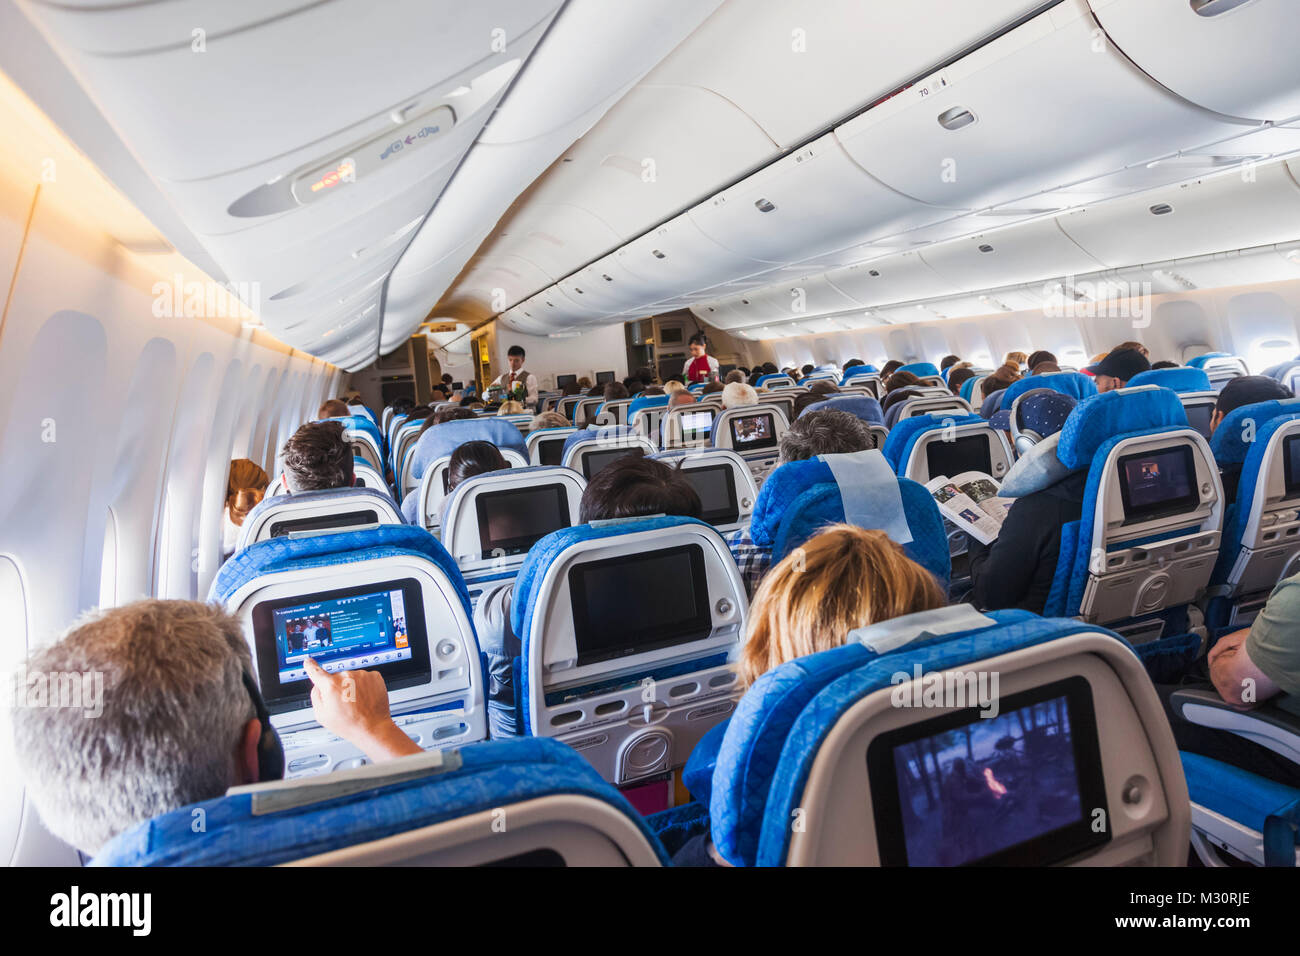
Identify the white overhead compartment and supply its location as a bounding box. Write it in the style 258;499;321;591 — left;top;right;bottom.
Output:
823;251;962;307
1087;0;1300;123
688;134;948;265
490;203;624;289
692;275;861;330
919;217;1105;291
835;0;1253;212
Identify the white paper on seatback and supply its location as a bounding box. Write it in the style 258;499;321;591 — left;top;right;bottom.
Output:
819;448;913;545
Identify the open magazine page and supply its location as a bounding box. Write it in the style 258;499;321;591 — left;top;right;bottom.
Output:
925;472;1011;545
951;471;1016;523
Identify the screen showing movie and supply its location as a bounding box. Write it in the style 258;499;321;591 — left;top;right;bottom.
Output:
1117;446;1198;522
683;464;738;526
680;409;714;444
271;588;410;684
924;434;992;480
729;413;777;450
476;485;569;558
568;545;712;666
869;678;1107;866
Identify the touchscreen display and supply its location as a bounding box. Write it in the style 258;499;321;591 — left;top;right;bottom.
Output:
268;509;378;539
1116;446;1198;522
729;413;777;450
581;447;638;480
682;464;739;526
476;485;569;558
1284;434;1300;498
680;409;714;444
1183;403;1213;440
924;434;992;480
537;438;566;467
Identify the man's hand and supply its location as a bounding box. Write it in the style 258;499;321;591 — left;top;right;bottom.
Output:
303;656;423;760
1207;628;1280;709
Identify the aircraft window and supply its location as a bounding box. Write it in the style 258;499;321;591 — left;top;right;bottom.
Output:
154;492;177;597
1190;0;1255;17
99;508;118;609
0;555;28;651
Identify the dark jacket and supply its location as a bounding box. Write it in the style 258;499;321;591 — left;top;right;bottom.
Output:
967;470;1088;614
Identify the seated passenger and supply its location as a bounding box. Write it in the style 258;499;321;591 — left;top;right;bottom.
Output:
793;380;839;417
674;524;946;866
1086;347;1149;392
497;400;525;415
222;459;269;557
474;456;701;738
1150;360;1180;370
1004;350;1028;372
702;380;725;396
668;389;697;409
727;409;877;599
1208;374;1293;436
1114;339;1150;359
724;369;748;385
317;398;351;419
8;600;423;855
939;354;961;374
280;421;354;493
1026;350;1056;373
947;366;976;396
1158;574;1300;787
880;359;903;378
967;391;1079;614
980;362;1021;401
530;410;571;431
721;382;758;409
446;440;508;494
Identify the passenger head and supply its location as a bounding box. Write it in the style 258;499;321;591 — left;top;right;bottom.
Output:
507;345;526;373
664;380;685;396
1210;375;1295;434
1150;360;1179;370
701;380;725;395
980;367;1019;401
225;458;269;526
724;369;747;385
446;440;508;492
603;382;629;402
780;409;876;463
947;366;976;396
530;411;570;431
578;454;701;523
669;390;697;409
10;600;265;853
497;400;524;415
281;421;353;492
1026;350;1057;372
721;381;759;409
1004;351;1028;369
688;332;710;358
1086;347;1150;393
317;399;351;419
884;370;921;393
577;376;592;390
843;358;864;371
1114;340;1150;359
940;354;961;371
561;380;582;396
880;360;903;377
801;364;815;378
1029;359;1060;375
737;525;946;687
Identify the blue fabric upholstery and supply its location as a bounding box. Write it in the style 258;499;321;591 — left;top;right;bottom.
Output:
628;393;669;416
1188;352;1234;369
898;362;940;378
1212;413;1300;585
683;720;729;805
998;371;1098;410
746;457;950;585
881;413;985;474
1181;751;1300;866
1055;388;1188;470
91;737;669;866
322;414;384;452
960;375;980;403
1126;367;1212;394
408;418;528;481
208;525;470;622
979;388;1006;419
840;365;878;385
755;373;794;388
561;424;640;459
747;613;1116;866
798;395;884;424
1209;398;1300;466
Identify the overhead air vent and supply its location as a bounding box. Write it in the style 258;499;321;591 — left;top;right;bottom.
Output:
601;274;613;282
936;107;976;131
1149;203;1175;216
978;243;994;253
1190;0;1257;17
754;198;776;213
652;249;666;259
868;269;881;277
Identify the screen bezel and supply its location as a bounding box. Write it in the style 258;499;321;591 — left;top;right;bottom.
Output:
556;374;577;388
580;447;637;480
728;412;778;451
267;509;379;539
537;437;566;467
567;543;712;667
924;434;993;480
250;578;430;714
595;371;616;384
867;676;1109;867
679;408;715;443
474;484;570;559
1183;403;1213;440
683;463;739;527
1115;445;1200;524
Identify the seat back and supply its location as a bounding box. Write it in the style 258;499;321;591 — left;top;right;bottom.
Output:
709;608;1187;866
660;402;718;450
351;458;389;495
209;526;486;767
327;415;384;471
629;394;670;443
511;517;747;786
799;395;888;449
1124;368;1217;438
405;418;530;531
883;413;1013;484
887;393;974;427
561;426;658;480
441;466;585;577
799;371;839;387
711;403;790;486
392;420;425;494
998;371;1099;410
1188;352;1249;392
1046;386;1223;631
840;365;879;387
92;738;666;866
960;373;988;404
558;395;585;423
527;426;578;466
414;449;529;532
651;449;759;534
497;413;533;433
236;487;405;551
898;362;941;379
574;396;605;425
755;373;795;389
591;398;632;428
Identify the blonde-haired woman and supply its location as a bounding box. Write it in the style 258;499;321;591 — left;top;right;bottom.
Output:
222;459;269;557
497;400;525;415
737;524;946;687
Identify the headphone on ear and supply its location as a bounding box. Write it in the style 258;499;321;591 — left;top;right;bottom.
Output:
1009;392;1045;457
240;669;285;782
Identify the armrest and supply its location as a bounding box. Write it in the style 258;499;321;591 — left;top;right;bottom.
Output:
1171;688;1300;765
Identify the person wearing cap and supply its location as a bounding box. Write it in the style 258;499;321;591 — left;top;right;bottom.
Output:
1208;374;1294;436
1085;347;1150;392
968;389;1082;614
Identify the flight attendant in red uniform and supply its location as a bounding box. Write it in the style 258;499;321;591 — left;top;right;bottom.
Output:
683;332;720;384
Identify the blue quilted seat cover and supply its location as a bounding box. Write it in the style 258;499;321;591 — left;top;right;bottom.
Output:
881;413;986;474
998;371;1099;410
755;373;794;388
1181;751;1300;867
91;737;669;866
1209;398;1300;466
898;362;940;378
629;393;669;416
322;414;383;452
742;613;1118;866
408;418;528;481
747;457;949;584
1126;367;1212;394
1211;412;1300;585
208;525;470;622
1188;352;1235;369
840;365;878;385
979;388;1006;418
960;375;980;403
798;395;884;424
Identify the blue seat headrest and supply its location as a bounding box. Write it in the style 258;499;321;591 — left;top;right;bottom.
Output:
881;413;985;473
959;375;979;403
322;415;384;449
1188;352;1234;369
561;424;641;459
897;362;940;378
408;418;528;480
798;395;884;424
755;373;793;388
979;388;1006;418
1125;367;1212;394
1056;388;1189;470
628;393;669;416
840;365;878;385
998;371;1098;410
1209;397;1300;465
208;525;468;617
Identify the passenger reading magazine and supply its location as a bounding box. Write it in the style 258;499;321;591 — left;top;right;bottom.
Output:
926;472;1015;545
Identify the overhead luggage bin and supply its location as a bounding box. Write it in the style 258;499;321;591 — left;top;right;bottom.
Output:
1087;0;1300;124
823;251;962;308
919;217;1106;292
835;0;1253;213
487;204;623;289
